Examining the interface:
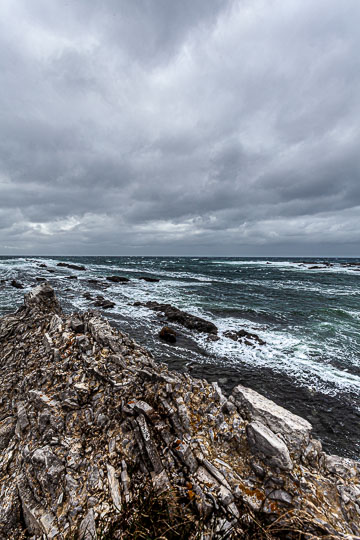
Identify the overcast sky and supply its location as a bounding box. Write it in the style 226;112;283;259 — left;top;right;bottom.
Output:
0;0;359;256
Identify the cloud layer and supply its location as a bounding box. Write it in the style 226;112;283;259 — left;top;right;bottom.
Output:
0;0;359;255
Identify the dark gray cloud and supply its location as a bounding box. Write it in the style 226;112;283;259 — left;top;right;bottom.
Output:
0;0;359;255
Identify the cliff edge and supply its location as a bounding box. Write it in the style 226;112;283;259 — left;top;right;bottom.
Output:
0;284;358;539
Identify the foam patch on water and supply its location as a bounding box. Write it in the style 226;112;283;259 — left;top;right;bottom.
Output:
193;321;360;398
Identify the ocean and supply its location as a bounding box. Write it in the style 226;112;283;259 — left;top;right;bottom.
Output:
0;255;359;459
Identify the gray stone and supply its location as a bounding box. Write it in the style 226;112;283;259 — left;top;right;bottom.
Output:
107;464;122;512
325;455;358;478
246;421;293;471
233;384;312;455
18;481;59;538
136;414;164;474
268;489;293;504
79;509;97;539
71;318;85;334
28;390;59;410
43;332;53;352
174;440;198;473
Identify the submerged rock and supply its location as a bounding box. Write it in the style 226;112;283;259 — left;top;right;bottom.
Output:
0;284;358;539
145;301;218;335
224;329;265;347
106;276;130;283
57;262;86;271
93;296;115;309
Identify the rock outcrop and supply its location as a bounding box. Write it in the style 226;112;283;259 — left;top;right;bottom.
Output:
0;284;358;539
106;276;130;283
144;301;218;335
57;263;86;271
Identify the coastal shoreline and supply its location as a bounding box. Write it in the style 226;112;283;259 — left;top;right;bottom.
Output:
1;255;359;462
0;284;359;538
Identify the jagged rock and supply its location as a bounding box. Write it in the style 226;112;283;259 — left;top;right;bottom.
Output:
139;276;160;282
0;485;21;538
145;301;218;334
106;276;129;283
159;326;177;343
224;329;265;347
71;318;85;333
246;421;293;471
325;454;358;478
18;480;60;538
268;489;293;504
106;464;122;512
25;283;61;312
16;401;29;433
0;416;16;450
232;384;312;456
79;509;97;540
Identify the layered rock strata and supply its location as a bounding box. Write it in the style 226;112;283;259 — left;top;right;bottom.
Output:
0;284;359;539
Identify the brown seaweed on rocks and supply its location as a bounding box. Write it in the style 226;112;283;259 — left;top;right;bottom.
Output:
0;284;359;538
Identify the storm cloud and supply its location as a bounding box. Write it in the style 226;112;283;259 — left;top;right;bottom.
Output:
0;0;359;255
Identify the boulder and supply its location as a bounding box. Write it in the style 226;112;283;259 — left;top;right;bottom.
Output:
139;276;160;283
93;298;115;309
246;421;293;471
10;280;24;289
224;329;265;347
24;284;61;313
71;318;85;334
232;385;312;456
145;301;218;335
159;326;177;344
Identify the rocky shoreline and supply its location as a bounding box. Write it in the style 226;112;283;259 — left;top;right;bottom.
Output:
0;284;359;538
